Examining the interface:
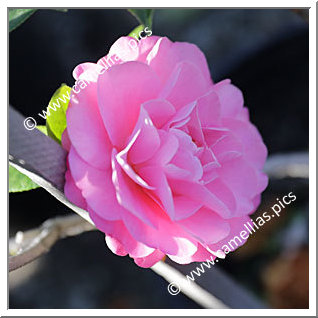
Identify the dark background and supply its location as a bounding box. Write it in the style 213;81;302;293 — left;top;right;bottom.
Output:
9;9;309;309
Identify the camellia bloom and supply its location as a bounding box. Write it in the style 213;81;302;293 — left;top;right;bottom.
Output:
62;36;268;268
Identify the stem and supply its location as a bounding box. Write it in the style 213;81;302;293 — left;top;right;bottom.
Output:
9;214;96;272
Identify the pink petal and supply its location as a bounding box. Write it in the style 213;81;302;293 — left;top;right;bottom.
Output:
203;127;230;148
115;136;154;190
177;207;230;244
164;102;196;131
223;118;268;169
106;36;161;64
197;90;222;127
138;165;175;220
173;196;202;221
216;157;263;216
164;164;191;180
134;249;165;268
219;156;259;199
127;107;160;165
112;149;161;229
120;208;198;257
197;146;219;167
186;106;206;147
170;128;197;154
257;172;268;192
116;154;154;190
146;130;179;166
206;128;244;164
61;129;71;152
136;36;161;62
105;235;128;256
97;53;122;72
97;62;161;149
168;179;231;218
147;37;212;85
72;62;103;82
214;79;244;118
208;215;252;254
142;99;176;128
68;147;121;221
107;37;139;61
170;149;203;182
64;169;87;210
89;210;155;258
205;178;237;213
168;243;214;264
159;61;210;110
66;81;112;170
236;107;250;122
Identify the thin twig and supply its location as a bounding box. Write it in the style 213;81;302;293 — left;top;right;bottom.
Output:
9;215;231;308
8;151;308;308
264;152;308;179
151;261;229;309
9;214;96;272
9;152;308;273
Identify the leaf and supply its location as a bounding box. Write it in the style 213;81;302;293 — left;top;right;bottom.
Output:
9;165;39;192
9;9;37;32
128;9;154;28
46;84;71;144
9;9;68;32
36;125;48;135
128;24;145;37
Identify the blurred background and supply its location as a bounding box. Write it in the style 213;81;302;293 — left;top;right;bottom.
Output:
9;9;309;309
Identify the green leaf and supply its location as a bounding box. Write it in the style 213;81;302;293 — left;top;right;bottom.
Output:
46;84;71;144
9;9;68;32
36;125;48;135
9;165;39;192
128;9;154;28
128;24;145;37
9;9;37;32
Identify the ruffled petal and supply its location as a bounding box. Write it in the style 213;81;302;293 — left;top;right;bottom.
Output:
112;149;161;229
68;147;121;221
120;208;198;257
223;118;268;169
177;207;230;245
72;62;104;82
138;165;175;220
97;62;161;149
168;179;231;218
64;169;87;210
89;210;155;258
146;130;179;166
159;61;210;111
134;249;165;268
197;90;222;127
142;99;176;128
127;107;160;165
61;129;71;152
208;215;252;255
214;79;244;118
147;37;212;85
66;80;112;170
168;243;214;264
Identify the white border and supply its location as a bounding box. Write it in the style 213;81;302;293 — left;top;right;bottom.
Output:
3;1;316;316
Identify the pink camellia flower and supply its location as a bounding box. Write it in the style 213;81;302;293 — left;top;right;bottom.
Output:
62;36;268;268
